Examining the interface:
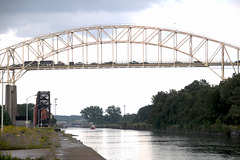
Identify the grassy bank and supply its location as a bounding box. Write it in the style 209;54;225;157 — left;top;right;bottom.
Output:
0;126;60;159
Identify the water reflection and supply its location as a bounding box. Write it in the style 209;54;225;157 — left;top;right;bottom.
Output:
64;128;240;160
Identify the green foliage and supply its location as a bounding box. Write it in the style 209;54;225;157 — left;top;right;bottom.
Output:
105;105;122;124
80;106;104;124
0;152;13;160
0;106;12;125
138;105;151;122
16;103;35;121
123;113;139;123
80;105;123;125
78;74;240;132
138;74;240;132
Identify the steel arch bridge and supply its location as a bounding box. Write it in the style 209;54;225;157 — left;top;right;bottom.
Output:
0;24;240;84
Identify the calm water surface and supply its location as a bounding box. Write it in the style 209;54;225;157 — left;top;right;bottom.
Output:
64;128;240;160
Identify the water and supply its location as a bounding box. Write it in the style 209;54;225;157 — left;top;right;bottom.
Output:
64;128;240;160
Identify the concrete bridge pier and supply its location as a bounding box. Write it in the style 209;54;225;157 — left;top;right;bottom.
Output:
5;85;17;125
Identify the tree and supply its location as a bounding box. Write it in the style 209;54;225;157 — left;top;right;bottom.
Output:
124;113;139;123
17;103;35;121
0;106;11;125
80;106;103;124
105;105;122;124
138;105;151;122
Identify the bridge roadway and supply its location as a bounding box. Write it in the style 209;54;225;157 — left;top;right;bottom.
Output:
0;62;238;70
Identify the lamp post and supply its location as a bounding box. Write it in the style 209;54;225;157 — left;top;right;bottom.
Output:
26;94;37;128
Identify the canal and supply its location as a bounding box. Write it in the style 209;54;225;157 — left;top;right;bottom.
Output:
64;128;240;160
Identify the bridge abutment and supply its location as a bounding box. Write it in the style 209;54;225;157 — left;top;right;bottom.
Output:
5;85;17;125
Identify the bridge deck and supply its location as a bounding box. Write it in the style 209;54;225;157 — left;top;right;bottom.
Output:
1;62;239;71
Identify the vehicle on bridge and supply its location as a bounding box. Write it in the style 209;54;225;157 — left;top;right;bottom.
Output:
24;61;38;67
175;61;183;64
130;61;139;64
194;60;201;63
75;62;84;65
103;61;116;65
57;61;65;66
40;60;53;66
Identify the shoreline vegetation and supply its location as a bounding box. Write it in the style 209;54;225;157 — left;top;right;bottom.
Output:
78;74;240;137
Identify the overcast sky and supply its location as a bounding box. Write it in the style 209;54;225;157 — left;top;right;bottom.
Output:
0;0;240;115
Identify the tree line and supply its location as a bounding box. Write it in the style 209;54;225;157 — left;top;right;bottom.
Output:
1;73;239;132
81;74;240;132
80;105;144;128
80;105;122;125
139;73;240;132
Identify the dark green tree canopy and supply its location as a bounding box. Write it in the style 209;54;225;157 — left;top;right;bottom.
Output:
17;103;35;119
105;105;122;124
138;105;151;122
80;106;103;124
0;106;11;125
139;75;240;130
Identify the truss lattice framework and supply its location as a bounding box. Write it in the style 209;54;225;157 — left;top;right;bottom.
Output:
0;25;240;84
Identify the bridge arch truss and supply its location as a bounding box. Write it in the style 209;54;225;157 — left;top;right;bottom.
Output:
0;25;240;84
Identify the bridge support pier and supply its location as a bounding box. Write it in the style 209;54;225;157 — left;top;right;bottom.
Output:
5;85;17;125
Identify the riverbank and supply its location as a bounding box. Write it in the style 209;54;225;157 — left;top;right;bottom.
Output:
0;126;105;159
56;132;105;160
64;127;240;160
96;123;240;138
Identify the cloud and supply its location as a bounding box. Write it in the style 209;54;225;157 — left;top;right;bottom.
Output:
0;10;135;37
0;0;166;37
0;0;160;14
131;0;240;45
0;30;30;49
1;0;239;46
